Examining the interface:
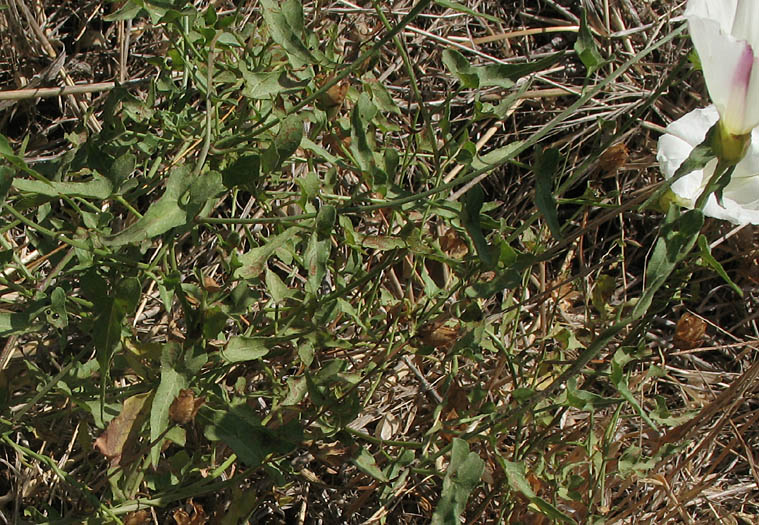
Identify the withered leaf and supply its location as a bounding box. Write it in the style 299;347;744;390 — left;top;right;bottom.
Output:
418;323;459;350
124;510;151;525
439;228;469;258
673;312;707;350
169;389;205;425
173;501;207;525
598;142;629;174
94;392;152;466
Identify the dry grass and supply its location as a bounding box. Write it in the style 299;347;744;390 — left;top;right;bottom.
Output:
0;0;758;523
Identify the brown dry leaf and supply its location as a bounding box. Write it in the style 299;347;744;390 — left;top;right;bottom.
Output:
173;501;207;525
315;74;349;110
94;392;152;466
169;389;205;425
598;142;629;174
375;412;401;441
202;275;222;293
124;510;151;525
418;323;459;350
439;228;468;258
673;312;707;350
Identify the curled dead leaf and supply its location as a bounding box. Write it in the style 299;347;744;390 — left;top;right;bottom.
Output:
673;312;707;350
173;501;206;525
124;510;151;525
169;389;205;425
439;228;468;258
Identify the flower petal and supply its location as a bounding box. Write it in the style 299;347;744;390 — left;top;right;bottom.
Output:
685;0;737;35
687;15;759;134
658;105;759;225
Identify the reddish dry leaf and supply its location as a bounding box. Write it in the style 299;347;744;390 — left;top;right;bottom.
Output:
315;74;349;110
169;389;205;425
202;275;222;294
673;312;707;350
598;142;629;174
94;392;151;466
124;510;151;525
173;501;207;525
439;228;468;258
418;323;459;350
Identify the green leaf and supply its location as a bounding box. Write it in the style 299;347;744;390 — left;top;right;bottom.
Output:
574;9;603;76
361;235;406;251
350;93;379;174
441;49;480;89
103;0;143;21
431;438;484;525
222;336;269;363
443;49;563;90
697;235;742;297
13;175;113;199
104;166;223;246
94;277;140;375
150;342;187;467
109;152;136;189
0;166;12;204
461;185;496;268
611;350;659;431
353;447;389;482
434;0;502;23
234;227;299;280
262;114;304;173
265;267;295;303
47;287;68;329
501;460;577;524
0;310;33;337
203;402;301;467
260;0;318;66
242;71;288;100
632;206;703;319
534;148;562;240
222;154;259;191
305;232;330;295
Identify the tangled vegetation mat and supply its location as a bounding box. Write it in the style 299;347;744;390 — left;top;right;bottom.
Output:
0;0;758;523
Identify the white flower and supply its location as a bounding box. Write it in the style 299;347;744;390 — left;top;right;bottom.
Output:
685;0;759;136
657;105;759;225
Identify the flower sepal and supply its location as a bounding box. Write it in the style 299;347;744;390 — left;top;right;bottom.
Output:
711;120;751;166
